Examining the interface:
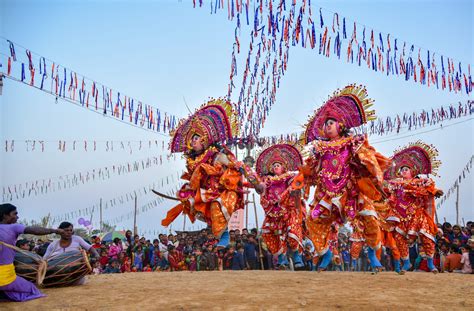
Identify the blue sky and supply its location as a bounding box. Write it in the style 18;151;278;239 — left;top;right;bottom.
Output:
0;0;472;236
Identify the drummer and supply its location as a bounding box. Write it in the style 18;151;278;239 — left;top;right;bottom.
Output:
0;203;64;302
43;221;100;260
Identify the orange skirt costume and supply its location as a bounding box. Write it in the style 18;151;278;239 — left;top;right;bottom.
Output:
384;142;442;259
161;99;244;238
255;144;305;255
301;85;391;258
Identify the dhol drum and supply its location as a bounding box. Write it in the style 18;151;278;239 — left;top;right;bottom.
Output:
42;250;92;287
10;245;47;285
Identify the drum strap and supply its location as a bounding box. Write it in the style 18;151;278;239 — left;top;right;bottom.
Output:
0;263;17;286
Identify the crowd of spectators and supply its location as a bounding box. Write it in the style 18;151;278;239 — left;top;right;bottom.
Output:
16;221;473;274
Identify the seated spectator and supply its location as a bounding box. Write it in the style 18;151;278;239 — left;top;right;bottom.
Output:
188;254;197;271
414;245;429;272
460;245;472;274
92;261;102;275
444;245;462;272
98;249;109;268
121;257;132;273
168;245;186;271
104;260;121;274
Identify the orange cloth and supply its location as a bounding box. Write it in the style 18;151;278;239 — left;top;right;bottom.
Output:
444;253;462;272
304;136;387;255
161;146;244;238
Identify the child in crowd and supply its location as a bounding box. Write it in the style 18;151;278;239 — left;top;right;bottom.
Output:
104;260;121;274
134;245;144;271
121;257;132;273
460;245;472;274
444;245;462;273
99;249;109;268
92;261;102;275
188;254;197;272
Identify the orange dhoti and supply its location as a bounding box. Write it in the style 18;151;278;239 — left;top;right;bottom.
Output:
307;194;381;256
407;208;437;257
162;161;244;238
262;206;303;255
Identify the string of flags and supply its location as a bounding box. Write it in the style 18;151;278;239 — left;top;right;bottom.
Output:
2;155;179;202
49;175;182;225
233;99;473;147
0;38;178;134
194;0;473;138
4;139;170;153
437;155;474;210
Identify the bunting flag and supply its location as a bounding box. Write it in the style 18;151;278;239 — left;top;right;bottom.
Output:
0;38;178;134
194;0;473;138
232;100;473;147
436;155;474;210
3;139;170;153
49;176;182;225
365;100;473;136
2;155;179;202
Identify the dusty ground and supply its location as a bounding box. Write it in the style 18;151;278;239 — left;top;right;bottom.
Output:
1;271;473;310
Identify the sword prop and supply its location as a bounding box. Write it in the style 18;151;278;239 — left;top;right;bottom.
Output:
151;189;180;201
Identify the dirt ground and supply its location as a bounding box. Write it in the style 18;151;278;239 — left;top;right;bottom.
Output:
2;271;473;310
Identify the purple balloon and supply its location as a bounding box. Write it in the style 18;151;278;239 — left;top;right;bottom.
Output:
78;218;85;225
83;220;91;227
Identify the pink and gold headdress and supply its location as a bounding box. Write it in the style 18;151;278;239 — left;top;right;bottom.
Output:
170;98;239;153
303;84;376;143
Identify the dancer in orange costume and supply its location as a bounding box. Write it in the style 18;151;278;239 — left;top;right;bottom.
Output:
160;98;244;247
384;141;443;273
252;144;305;269
300;84;391;271
373;202;402;272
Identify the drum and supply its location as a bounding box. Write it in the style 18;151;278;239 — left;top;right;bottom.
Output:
13;248;47;285
42;250;92;287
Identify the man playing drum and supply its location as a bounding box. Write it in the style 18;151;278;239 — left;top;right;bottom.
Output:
43;221;99;285
0;203;64;302
43;222;99;260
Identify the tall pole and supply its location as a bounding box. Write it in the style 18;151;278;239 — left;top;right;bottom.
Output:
252;193;264;270
133;194;138;236
99;198;103;232
183;215;186;232
245;193;249;229
455;184;460;225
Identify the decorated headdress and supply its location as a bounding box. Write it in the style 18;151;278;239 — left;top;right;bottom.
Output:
256;144;303;176
303;84;376;143
170;98;239;153
384;141;441;179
